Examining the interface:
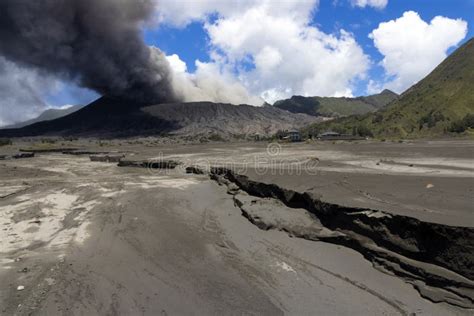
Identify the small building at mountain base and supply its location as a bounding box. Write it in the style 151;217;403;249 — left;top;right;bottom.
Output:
286;129;301;142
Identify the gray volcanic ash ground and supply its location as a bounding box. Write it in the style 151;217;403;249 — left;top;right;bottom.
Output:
0;139;473;315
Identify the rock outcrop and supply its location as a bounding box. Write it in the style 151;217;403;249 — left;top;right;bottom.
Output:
210;167;474;308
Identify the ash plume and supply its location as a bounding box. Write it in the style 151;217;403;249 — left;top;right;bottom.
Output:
0;0;178;104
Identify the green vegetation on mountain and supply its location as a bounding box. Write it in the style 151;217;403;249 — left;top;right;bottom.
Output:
273;89;398;117
304;37;474;139
448;113;474;133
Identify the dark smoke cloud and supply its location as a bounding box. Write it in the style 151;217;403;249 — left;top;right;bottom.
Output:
0;0;178;104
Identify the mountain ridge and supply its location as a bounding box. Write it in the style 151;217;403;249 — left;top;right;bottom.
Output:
273;89;398;118
0;98;320;138
304;37;474;138
2;105;84;129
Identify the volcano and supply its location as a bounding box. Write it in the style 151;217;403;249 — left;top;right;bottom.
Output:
0;97;175;138
0;97;321;138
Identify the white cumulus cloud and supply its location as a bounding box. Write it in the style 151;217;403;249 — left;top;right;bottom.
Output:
157;0;369;104
156;0;317;27
351;0;388;9
369;11;468;93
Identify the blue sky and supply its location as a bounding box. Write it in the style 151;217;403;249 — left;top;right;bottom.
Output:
314;0;474;95
46;0;474;107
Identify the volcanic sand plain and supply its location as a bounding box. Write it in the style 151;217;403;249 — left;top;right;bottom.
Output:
0;139;473;315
